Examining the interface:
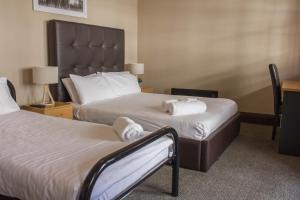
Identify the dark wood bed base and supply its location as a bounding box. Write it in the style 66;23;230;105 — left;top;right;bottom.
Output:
172;88;240;171
47;20;240;172
180;113;240;171
2;81;179;200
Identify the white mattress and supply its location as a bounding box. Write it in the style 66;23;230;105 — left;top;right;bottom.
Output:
74;93;238;140
0;110;173;200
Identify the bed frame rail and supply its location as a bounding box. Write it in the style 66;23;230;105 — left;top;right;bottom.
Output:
79;127;179;200
7;80;16;101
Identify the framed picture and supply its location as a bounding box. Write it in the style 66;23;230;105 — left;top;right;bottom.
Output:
33;0;87;18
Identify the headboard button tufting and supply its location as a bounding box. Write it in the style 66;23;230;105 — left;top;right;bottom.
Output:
101;66;107;71
88;66;94;72
73;67;79;73
72;41;78;48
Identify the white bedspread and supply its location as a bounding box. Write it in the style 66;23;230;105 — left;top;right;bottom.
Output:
0;111;173;200
74;93;238;140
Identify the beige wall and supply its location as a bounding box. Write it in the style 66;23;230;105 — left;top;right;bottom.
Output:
138;0;300;103
1;0;300;112
0;0;138;105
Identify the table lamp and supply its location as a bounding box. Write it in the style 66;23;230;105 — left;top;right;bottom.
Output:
32;66;58;106
128;63;144;84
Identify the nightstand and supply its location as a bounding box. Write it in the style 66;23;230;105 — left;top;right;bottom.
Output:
22;102;73;119
141;86;154;93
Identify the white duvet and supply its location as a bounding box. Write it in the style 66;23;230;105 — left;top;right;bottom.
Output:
0;111;173;200
74;93;238;140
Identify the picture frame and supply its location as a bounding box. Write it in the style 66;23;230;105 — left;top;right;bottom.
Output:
33;0;87;18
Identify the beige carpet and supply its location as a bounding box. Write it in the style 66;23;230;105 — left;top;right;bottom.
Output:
127;124;300;200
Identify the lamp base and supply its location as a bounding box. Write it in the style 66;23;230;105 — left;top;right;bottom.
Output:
41;85;55;106
138;77;143;84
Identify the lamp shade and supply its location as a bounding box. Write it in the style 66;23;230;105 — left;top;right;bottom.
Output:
32;66;58;85
127;63;144;75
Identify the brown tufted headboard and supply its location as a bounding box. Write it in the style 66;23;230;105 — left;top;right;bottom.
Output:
47;20;125;102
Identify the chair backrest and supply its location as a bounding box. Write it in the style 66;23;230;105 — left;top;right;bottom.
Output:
269;64;281;114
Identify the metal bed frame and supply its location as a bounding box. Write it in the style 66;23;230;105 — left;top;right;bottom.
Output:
2;80;179;200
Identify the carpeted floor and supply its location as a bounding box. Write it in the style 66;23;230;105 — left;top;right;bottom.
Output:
127;124;300;200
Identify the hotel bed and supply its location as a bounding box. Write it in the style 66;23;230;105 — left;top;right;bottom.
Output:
0;80;179;200
47;20;240;172
73;93;238;141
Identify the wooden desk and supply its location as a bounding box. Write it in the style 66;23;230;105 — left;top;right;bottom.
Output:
282;81;300;92
280;80;300;156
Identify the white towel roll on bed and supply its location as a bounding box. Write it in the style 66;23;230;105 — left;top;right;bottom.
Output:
113;117;144;141
185;98;198;102
162;99;179;112
168;101;207;116
162;98;200;112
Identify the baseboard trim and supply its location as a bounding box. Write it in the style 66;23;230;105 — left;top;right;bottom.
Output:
240;112;279;126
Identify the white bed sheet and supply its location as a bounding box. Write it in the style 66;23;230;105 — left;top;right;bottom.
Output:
0;110;173;200
74;93;238;140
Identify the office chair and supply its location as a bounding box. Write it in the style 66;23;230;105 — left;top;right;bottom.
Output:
269;64;282;140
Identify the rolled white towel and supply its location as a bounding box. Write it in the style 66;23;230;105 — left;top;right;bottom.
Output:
183;98;198;102
113;117;144;142
168;101;207;116
162;99;179;112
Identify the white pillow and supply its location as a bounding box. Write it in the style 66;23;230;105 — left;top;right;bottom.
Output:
102;72;141;97
0;77;20;115
70;74;116;105
62;73;98;104
62;78;80;104
97;71;130;75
